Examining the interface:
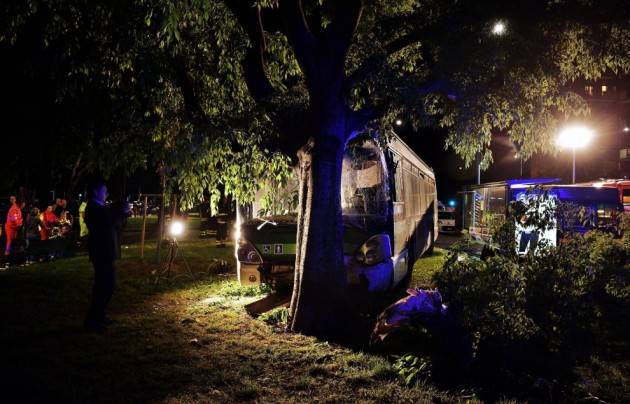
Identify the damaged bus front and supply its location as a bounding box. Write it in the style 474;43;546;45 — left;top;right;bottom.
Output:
236;133;438;292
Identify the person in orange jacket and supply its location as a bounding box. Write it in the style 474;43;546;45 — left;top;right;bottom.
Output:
40;205;59;240
4;196;24;256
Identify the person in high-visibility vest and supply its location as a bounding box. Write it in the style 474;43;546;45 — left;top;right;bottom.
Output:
79;200;89;239
4;196;23;256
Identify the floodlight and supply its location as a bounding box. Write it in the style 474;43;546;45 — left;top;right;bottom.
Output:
170;220;184;237
556;126;594;149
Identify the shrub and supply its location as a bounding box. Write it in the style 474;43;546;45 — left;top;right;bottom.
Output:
258;307;289;326
393;354;432;386
434;192;630;395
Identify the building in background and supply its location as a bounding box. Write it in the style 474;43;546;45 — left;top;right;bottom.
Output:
526;76;630;182
575;76;630;179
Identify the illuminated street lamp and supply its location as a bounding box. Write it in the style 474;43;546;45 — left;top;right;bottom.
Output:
514;152;523;177
395;119;403;126
491;20;506;36
556;125;594;184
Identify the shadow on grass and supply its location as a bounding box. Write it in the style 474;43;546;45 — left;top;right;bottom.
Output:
0;238;254;403
0;238;479;403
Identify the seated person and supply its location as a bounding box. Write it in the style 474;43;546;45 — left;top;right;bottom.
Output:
25;207;43;263
59;211;73;225
59;211;73;237
41;205;59;239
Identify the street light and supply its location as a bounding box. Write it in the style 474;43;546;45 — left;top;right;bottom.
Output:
395;119;403;126
556;125;594;184
514;153;523;177
491;20;506;36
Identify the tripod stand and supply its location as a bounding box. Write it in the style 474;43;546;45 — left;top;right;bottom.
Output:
153;237;193;284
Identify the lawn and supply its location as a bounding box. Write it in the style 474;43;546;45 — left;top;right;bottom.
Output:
411;248;448;289
0;221;474;403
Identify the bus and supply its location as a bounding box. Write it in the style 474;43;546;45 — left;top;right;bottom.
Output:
460;179;622;252
235;132;438;292
575;179;630;213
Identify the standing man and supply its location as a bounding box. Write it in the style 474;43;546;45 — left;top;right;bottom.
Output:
4;196;24;256
84;179;130;332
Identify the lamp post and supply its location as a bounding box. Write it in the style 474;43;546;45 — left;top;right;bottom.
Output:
514;153;523;177
556;126;594;184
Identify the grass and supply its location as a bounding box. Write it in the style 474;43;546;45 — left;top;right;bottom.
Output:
3;223;622;403
0;220;476;403
411;248;448;289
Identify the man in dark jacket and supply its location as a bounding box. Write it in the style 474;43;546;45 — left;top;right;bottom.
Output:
84;179;130;332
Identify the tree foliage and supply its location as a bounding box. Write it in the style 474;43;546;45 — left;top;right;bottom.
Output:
221;1;630;169
0;0;292;206
3;0;628;198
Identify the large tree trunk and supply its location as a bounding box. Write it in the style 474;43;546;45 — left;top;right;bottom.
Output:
289;101;350;337
229;0;364;337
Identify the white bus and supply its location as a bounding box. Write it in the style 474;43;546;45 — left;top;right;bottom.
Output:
236;132;438;292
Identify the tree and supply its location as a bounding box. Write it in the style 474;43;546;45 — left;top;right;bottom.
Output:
0;0;290;203
3;0;629;337
219;0;630;336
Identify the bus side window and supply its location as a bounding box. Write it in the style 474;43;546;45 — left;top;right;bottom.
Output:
416;176;424;216
393;153;404;202
407;171;414;215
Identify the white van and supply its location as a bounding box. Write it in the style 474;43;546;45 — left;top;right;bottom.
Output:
438;210;458;234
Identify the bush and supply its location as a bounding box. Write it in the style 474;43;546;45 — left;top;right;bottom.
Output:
258;307;289;326
434;194;630;396
393;354;432;386
438;231;629;354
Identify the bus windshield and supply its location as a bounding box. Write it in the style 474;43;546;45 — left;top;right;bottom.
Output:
341;138;389;230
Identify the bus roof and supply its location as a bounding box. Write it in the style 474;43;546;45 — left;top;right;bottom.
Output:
387;132;435;180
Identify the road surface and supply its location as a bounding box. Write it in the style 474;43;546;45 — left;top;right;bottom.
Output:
435;232;463;250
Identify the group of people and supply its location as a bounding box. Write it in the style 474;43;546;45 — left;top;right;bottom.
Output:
1;196;89;265
3;180;131;333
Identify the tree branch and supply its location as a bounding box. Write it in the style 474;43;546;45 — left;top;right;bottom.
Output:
279;0;316;73
344;28;427;96
171;55;206;121
324;0;363;61
224;1;274;101
169;55;226;138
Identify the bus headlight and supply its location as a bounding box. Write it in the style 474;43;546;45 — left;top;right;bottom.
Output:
354;234;391;266
237;238;262;264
